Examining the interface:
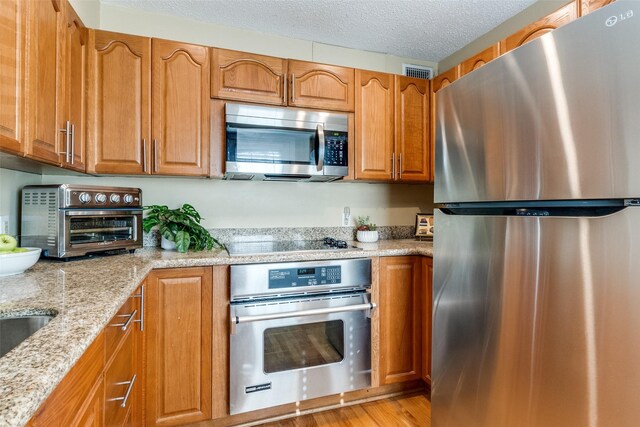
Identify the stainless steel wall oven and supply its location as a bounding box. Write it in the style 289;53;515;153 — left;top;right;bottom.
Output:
21;185;143;259
229;258;374;415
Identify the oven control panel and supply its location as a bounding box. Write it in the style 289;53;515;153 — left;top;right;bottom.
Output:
268;266;342;289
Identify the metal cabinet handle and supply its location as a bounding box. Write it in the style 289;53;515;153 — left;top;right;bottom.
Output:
142;139;147;173
133;285;144;331
392;152;396;179
59;120;70;163
317;123;325;172
398;153;402;180
110;374;136;408
111;309;137;331
291;74;296;103
283;75;287;105
70;124;75;165
153;139;158;173
233;302;376;325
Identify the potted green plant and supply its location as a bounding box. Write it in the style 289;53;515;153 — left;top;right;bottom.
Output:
142;204;223;253
355;216;379;243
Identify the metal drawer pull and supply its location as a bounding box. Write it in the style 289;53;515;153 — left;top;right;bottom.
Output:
234;302;376;325
59;120;71;163
70;124;75;165
110;374;136;408
111;309;137;331
133;285;145;331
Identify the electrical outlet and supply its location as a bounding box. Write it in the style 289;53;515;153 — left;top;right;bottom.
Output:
342;207;351;226
0;216;9;234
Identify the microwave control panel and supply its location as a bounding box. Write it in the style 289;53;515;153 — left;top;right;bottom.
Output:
324;131;348;167
269;265;342;288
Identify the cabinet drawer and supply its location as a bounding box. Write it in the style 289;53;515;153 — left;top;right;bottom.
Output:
105;295;139;363
105;327;137;427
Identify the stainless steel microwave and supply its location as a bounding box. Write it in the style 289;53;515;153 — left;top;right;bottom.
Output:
224;103;349;182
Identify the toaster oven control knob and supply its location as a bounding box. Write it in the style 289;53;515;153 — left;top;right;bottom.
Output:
109;194;121;204
79;192;92;204
95;193;107;204
123;194;134;204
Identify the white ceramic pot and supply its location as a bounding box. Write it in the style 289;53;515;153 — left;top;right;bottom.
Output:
356;230;379;243
161;236;177;250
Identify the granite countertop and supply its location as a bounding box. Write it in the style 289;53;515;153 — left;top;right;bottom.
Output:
0;239;433;426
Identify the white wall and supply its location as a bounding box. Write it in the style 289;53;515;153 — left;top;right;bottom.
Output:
0;169;42;235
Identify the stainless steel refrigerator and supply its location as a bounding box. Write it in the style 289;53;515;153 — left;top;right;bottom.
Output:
433;1;640;426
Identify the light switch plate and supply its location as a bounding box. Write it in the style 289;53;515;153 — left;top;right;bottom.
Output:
0;216;9;234
342;207;351;226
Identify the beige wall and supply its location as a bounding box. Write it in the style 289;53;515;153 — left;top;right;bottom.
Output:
0;169;43;235
438;0;572;72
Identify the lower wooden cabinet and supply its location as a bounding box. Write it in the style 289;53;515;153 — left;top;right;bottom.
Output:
378;256;423;385
145;267;213;425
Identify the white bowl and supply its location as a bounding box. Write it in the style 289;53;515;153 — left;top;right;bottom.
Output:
0;248;42;277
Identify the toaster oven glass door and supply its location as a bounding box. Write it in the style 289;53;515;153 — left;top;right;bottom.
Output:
65;211;140;247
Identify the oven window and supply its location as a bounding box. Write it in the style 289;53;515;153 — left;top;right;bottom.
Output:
68;216;135;244
227;124;316;165
263;320;344;373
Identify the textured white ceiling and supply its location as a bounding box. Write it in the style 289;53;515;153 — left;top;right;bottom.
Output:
100;0;537;62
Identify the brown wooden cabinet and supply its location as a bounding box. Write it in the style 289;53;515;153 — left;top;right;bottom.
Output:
432;66;459;94
459;44;500;77
355;71;430;182
151;39;210;176
422;257;433;384
579;0;615;15
355;70;395;180
0;0;25;155
288;60;355;112
378;256;423;385
59;2;87;172
211;48;287;106
24;0;65;166
146;267;213;425
500;1;579;54
394;76;430;182
86;30;151;174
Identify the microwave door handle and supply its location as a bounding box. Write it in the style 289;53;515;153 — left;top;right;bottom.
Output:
317;123;325;172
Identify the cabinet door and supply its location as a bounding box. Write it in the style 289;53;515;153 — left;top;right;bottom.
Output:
500;1;578;54
24;0;65;166
395;76;430;182
152;39;210;176
379;256;422;385
0;0;25;154
459;44;500;77
422;257;433;384
355;70;394;180
104;327;136;427
146;267;213;425
211;48;287;105
288;60;355;112
71;378;104;427
86;30;151;174
432;66;459;94
580;0;615;15
60;4;86;172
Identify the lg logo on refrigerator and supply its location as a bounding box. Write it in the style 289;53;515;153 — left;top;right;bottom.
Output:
606;10;634;27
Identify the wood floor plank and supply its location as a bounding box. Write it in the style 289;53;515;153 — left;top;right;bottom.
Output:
257;393;430;427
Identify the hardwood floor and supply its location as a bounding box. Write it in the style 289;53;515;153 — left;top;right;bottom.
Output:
258;393;431;426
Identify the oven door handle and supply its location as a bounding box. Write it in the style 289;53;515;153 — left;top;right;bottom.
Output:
316;123;325;172
231;301;376;331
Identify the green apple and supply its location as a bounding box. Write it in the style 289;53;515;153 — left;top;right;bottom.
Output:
0;234;17;251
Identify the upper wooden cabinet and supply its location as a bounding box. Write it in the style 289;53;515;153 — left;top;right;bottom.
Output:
379;256;423;385
152;39;210;176
86;30;151;175
355;71;431;182
211;48;287;106
355;70;395;180
24;0;65;166
0;0;25;155
395;76;430;182
146;267;213;425
580;0;615;15
59;3;87;172
288;60;355;112
432;66;459;94
459;44;500;77
501;1;579;54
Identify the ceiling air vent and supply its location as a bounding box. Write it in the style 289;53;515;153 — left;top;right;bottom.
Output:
402;64;433;80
